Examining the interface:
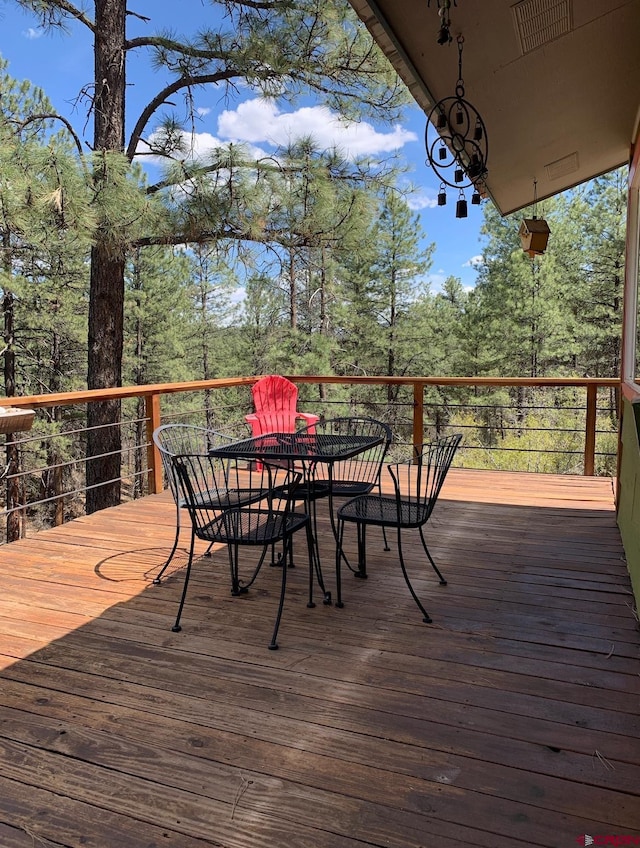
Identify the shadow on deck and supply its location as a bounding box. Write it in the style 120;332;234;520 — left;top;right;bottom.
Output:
0;469;637;847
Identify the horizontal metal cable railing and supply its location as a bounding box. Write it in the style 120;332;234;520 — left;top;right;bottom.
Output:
0;374;620;543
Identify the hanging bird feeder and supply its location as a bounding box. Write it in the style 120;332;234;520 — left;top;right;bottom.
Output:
519;181;550;257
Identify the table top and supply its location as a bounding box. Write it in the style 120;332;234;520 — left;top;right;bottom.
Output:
209;431;383;463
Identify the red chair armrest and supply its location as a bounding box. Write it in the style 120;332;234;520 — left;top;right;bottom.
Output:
296;412;320;424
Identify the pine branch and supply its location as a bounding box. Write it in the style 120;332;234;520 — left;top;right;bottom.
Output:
53;0;94;31
223;0;292;9
125;70;243;161
15;0;95;33
12;114;84;158
132;225;306;249
124;35;226;59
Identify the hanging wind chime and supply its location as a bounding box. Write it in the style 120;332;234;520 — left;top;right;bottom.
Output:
424;33;488;218
427;0;457;45
518;180;551;257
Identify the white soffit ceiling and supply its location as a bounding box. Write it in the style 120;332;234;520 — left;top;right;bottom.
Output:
348;0;640;214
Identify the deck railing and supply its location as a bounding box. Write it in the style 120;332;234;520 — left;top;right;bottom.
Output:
0;375;620;541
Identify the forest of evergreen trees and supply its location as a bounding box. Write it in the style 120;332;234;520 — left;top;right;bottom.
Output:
0;0;627;539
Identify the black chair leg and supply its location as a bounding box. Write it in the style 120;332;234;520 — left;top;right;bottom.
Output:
419;527;447;585
378;483;390;552
154;502;181;584
269;534;291;650
228;543;241;595
355;522;368;578
335;518;345;608
303;502;330;606
172;533;196;632
306;522;316;609
396;529;432;623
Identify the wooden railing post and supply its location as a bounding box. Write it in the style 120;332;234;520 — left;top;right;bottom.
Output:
413;382;424;462
584;383;597;476
146;393;163;494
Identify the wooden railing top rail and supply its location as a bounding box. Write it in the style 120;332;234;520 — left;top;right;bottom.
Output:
0;377;257;409
290;375;620;388
0;375;621;410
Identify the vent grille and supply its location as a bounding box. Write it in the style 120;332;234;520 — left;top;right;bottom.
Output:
545;152;579;181
512;0;572;54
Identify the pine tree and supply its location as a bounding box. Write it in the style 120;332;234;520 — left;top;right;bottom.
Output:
14;0;410;511
0;61;93;539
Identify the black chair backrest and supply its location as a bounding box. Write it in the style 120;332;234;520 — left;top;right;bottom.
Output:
388;434;462;523
171;452;301;541
153;424;236;501
307;416;392;492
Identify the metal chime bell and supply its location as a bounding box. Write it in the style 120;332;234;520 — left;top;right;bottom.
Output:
456;191;468;218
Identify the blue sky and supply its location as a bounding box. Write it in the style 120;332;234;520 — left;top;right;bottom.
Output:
0;0;486;290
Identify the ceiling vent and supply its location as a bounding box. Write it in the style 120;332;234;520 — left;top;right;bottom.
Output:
512;0;573;55
545;152;579;181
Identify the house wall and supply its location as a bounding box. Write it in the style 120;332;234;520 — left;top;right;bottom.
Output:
617;130;640;610
617;395;640;607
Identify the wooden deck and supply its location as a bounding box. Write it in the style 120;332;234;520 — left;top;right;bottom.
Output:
0;468;638;848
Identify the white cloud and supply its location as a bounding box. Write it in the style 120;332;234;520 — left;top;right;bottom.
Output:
23;27;43;39
463;254;484;268
176;131;224;161
217;98;416;158
137;97;416;167
196;107;211;117
407;190;438;211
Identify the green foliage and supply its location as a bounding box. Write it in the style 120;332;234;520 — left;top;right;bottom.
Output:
0;30;628;539
124;246;193;386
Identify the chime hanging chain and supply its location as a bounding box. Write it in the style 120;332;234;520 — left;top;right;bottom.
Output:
456;35;465;96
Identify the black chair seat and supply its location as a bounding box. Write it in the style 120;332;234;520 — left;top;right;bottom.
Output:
201;508;309;546
182;486;269;511
273;479;331;502
320;478;386;498
338;495;430;528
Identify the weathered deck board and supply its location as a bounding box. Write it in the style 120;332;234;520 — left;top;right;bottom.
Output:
0;468;637;848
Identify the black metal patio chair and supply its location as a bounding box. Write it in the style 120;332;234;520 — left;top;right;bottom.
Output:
152;423;258;584
307;416;393;498
170;453;313;649
292;416;393;553
335;433;462;622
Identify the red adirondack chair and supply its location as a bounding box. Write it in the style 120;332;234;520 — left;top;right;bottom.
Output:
245;375;319;436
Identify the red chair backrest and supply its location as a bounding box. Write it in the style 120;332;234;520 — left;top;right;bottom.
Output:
251;375;299;415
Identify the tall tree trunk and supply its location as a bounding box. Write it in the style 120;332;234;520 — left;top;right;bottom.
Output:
86;0;126;513
387;277;396;405
133;255;145;499
3;290;21;542
288;249;297;330
319;246;327;403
